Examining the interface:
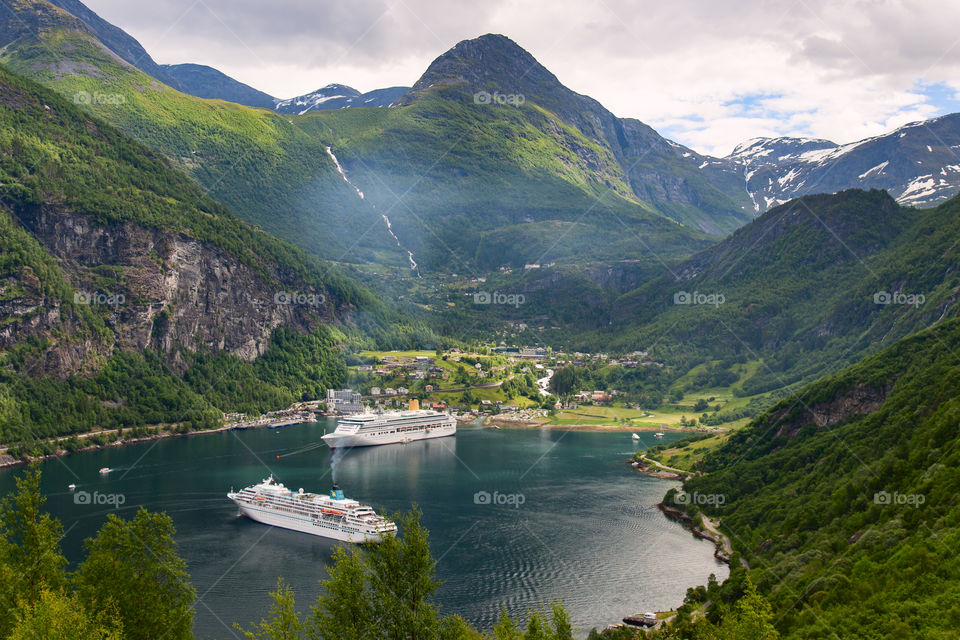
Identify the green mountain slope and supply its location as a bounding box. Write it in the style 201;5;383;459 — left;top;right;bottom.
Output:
0;0;407;268
0;62;432;449
0;4;736;273
303;87;714;271
668;317;960;639
583;189;959;394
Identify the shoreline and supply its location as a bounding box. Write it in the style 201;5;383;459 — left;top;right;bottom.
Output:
481;417;722;434
657;503;732;565
0;414;326;469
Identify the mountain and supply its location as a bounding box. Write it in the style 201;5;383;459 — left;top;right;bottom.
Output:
726;114;960;211
393;33;754;235
39;0;181;87
273;84;409;114
24;0;275;109
589;188;960;393
0;63;437;448
669;316;960;638
0;0;410;268
160;63;276;108
0;8;727;272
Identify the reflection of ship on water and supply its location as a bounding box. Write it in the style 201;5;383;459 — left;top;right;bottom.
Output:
329;434;459;486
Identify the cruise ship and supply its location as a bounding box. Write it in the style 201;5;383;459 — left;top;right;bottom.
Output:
227;476;397;543
321;399;456;449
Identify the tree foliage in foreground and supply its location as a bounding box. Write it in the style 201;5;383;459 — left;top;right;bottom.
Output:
0;467;194;640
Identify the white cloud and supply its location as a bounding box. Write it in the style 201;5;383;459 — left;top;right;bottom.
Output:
81;0;960;156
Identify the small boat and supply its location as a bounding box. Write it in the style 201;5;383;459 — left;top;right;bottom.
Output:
654;432;664;438
631;433;640;440
67;484;77;491
98;467;111;475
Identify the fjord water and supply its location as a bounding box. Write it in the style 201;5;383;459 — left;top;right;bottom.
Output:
0;422;726;638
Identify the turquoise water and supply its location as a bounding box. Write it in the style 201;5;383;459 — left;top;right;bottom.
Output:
0;423;727;638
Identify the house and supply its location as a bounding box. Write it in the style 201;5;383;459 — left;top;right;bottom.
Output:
370;387;381;396
425;385;434;392
397;387;410;395
384;387;397;396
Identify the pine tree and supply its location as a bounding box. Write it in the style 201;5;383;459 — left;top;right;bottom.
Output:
75;507;196;640
0;466;67;636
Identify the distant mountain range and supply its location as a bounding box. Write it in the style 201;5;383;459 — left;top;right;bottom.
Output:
722;114;960;210
5;0;958;255
273;84;409;114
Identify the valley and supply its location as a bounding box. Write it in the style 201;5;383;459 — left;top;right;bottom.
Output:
0;0;959;638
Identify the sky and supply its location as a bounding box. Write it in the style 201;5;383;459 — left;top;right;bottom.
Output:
82;0;960;157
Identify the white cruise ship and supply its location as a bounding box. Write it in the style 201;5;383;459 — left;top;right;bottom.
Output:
322;399;456;449
227;476;397;543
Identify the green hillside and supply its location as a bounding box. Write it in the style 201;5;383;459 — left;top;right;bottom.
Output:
662;317;960;639
0;4;405;266
0;62;435;450
0;6;723;274
578;189;959;395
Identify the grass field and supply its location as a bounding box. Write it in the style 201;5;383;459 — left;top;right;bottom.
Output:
646;433;730;471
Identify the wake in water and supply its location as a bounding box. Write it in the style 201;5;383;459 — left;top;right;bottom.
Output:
324;146;421;276
275;441;326;459
329;446;348;483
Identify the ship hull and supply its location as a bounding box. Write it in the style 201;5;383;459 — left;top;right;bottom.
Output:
322;422;456;449
229;497;388;543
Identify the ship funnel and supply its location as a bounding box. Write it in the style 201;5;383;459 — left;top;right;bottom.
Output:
331;485;345;500
409;398;419;411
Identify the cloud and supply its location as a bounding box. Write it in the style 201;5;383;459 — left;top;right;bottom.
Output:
81;0;960;156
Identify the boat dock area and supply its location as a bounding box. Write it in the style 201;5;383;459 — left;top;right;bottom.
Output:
227;411;315;430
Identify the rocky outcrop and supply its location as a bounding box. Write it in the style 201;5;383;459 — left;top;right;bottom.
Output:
8;204;332;376
768;383;891;439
